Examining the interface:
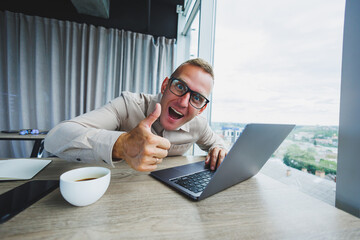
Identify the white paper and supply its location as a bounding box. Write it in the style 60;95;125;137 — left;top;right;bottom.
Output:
0;159;52;180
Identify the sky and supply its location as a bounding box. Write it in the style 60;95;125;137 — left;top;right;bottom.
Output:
211;0;346;126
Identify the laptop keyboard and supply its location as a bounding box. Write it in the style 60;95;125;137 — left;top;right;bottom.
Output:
170;170;215;193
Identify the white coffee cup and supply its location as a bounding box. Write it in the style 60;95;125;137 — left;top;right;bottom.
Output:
60;167;111;207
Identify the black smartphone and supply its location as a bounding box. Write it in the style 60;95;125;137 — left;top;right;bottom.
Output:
0;180;59;224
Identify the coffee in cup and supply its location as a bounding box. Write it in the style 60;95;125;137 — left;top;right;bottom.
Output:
60;167;111;207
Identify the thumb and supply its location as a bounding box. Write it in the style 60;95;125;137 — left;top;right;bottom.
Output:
142;103;161;128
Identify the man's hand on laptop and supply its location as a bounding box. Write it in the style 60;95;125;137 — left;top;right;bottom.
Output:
112;103;171;172
205;147;227;171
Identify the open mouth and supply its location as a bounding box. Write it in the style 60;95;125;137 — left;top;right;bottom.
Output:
169;107;184;119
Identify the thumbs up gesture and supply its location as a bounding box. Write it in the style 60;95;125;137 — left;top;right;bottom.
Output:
112;103;171;171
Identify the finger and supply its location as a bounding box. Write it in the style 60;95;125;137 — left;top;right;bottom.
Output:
205;151;211;165
142;155;160;165
137;164;158;172
150;157;163;165
154;136;171;150
136;157;160;171
153;148;169;159
210;148;220;171
143;145;168;159
142;103;161;129
216;150;227;169
205;147;218;166
156;158;163;164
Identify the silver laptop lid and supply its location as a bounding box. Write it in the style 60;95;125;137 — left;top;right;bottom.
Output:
199;123;295;200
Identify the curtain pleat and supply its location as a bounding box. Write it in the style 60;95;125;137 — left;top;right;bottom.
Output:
0;11;176;158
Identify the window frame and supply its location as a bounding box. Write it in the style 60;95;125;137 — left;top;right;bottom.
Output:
176;0;217;155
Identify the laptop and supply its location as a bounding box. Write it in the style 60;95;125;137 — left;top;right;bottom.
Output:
150;123;295;201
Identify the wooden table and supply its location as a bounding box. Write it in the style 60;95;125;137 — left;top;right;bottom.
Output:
1;156;360;239
0;132;46;158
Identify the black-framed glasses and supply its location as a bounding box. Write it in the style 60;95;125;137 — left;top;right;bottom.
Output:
168;78;210;109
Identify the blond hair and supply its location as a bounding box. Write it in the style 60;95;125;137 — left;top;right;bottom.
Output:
171;58;214;80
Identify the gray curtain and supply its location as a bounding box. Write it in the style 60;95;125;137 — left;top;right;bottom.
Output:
0;11;176;158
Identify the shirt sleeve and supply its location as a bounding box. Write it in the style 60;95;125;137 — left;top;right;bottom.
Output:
195;119;227;152
44;97;128;167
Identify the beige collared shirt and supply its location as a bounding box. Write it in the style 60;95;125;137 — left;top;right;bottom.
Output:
44;91;226;166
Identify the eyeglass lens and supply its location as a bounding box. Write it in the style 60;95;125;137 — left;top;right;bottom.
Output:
170;79;208;109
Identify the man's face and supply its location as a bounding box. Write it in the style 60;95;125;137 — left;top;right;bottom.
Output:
159;64;213;131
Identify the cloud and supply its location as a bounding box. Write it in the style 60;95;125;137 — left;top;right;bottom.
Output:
212;0;345;125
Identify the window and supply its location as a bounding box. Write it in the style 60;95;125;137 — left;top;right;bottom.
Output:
175;0;201;66
212;0;345;205
189;11;200;59
176;0;217;155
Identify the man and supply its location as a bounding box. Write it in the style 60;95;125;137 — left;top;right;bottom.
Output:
45;58;227;171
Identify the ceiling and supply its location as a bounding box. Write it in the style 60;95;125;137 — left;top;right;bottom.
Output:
0;0;184;39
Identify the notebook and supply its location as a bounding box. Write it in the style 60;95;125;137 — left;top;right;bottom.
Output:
0;159;52;180
150;123;295;201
